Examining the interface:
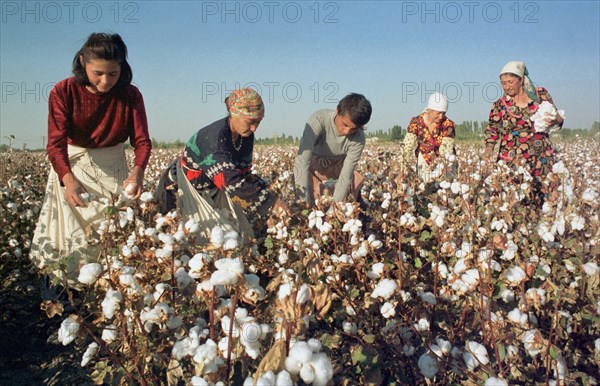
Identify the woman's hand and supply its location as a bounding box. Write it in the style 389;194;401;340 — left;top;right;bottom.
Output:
62;172;88;207
122;166;145;200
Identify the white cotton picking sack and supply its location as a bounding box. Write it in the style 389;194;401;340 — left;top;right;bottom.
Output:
530;101;565;133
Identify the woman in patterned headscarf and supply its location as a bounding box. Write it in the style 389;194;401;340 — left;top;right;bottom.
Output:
157;88;280;243
483;61;564;203
402;92;457;183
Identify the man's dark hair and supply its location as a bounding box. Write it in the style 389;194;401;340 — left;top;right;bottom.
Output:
337;93;372;129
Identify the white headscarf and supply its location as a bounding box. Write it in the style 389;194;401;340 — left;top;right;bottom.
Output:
500;61;539;103
427;92;448;112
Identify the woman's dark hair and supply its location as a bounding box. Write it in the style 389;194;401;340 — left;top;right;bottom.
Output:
72;32;133;86
337;93;372;129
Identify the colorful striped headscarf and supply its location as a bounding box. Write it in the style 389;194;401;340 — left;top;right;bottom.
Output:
225;88;265;119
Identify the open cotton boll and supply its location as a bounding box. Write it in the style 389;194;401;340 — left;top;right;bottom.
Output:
381;302;396;318
78;263;103;285
193;339;218;365
414;318;430;332
175;267;194;288
308;353;334;386
418;353;438;379
485;377;508;386
101;288;122;320
210;226;224;247
191;376;210;386
530;101;565;133
370;278;398;300
172;337;198;360
367;262;385;279
188;253;207;279
102;324;118;343
80;342;99;367
583;262;599;276
505;266;527;285
119;266;136;287
463;341;489;370
289;341;313;364
58;317;80;345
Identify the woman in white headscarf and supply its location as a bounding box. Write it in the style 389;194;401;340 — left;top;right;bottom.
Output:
402;92;457;182
483;61;564;203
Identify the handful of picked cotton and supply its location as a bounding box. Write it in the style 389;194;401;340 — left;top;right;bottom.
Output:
530;101;565;133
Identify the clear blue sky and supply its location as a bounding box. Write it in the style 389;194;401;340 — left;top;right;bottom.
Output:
1;0;599;149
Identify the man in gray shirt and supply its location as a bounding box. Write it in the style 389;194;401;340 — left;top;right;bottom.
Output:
294;93;372;206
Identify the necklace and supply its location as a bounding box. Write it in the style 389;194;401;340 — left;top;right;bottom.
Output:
232;134;243;151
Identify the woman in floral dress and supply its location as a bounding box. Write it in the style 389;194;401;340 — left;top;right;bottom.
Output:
484;61;564;202
402;92;456;183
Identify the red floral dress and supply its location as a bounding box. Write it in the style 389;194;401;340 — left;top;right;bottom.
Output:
485;87;560;181
406;114;456;165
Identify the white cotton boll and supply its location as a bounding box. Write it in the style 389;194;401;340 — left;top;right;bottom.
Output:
583;262;598;276
508;308;528;326
505;266;527;285
403;344;415;356
414;318;430;332
101;288;122;320
119;266;135;287
453;258;468;274
188;253;206;279
80;342;99;367
285;356;303;374
78;263;103;285
193;339;218;365
367;262;385;279
172;337;196;360
277;248;289;265
522;329;543;356
370;278;398;300
210;270;238;286
153;283;171;302
299;363;316;384
418;353;438;378
184;218;200;233
57;317;80;346
381;302;396;318
595;338;600;353
500;288;515;303
276;370;293;386
296;284;310;304
582;188;598;204
289;341;313;364
485;377;508;386
253;371;276;386
310;352;334;386
553;353;567;381
191;376;210;386
343;321;358;334
463;341;489;370
570;215;585;231
419;291;437;305
175;267;194;288
102;324;118;343
307;338;322;353
223;237;239;251
278;282;292;300
436;338;452;355
139;191;154;202
210;226;224;247
346;305;356;316
462;269;480;287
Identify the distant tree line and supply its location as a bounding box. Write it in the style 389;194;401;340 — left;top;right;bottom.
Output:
2;122;598;152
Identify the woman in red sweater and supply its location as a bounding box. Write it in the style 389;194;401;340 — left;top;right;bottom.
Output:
31;33;151;290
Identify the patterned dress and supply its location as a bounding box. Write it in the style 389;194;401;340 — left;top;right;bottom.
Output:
485;87;561;182
405;114;456;165
161;117;272;215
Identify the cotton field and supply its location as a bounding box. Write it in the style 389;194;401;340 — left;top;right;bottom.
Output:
1;138;598;385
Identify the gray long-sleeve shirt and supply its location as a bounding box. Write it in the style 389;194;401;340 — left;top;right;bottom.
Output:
293;109;365;202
